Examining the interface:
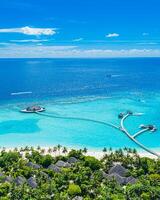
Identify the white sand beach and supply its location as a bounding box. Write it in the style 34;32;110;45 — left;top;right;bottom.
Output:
3;146;160;159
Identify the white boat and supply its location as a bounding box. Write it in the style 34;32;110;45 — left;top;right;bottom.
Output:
20;106;45;113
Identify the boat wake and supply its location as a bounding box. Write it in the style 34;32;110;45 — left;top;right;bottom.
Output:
11;91;32;96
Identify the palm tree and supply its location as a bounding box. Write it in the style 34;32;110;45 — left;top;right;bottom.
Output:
2;147;6;152
53;146;57;156
30;146;34;151
133;148;137;155
128;148;132;154
24;146;29;151
103;147;107;154
40;149;45;155
124;147;128;152
62;147;68;155
14;147;18;152
57;144;62;155
19;147;23;153
48;148;52;154
37;146;41;151
82;147;88;154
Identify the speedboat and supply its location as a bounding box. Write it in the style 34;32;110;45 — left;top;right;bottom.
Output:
20;106;45;113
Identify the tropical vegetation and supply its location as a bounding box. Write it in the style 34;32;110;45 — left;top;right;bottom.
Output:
0;146;159;200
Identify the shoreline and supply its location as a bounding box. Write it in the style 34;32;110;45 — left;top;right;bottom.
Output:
2;146;160;159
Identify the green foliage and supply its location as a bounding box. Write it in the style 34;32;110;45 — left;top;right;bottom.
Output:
0;182;11;197
84;156;101;170
0;151;20;168
41;154;53;168
68;149;83;159
141;192;151;200
68;183;81;196
0;148;159;199
25;150;43;164
110;194;125;200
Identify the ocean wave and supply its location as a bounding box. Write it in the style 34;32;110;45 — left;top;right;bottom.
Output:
52;95;111;105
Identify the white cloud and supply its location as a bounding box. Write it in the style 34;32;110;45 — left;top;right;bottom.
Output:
72;38;83;42
106;33;119;38
0;44;160;58
0;26;56;36
0;42;11;46
10;39;48;43
137;42;158;45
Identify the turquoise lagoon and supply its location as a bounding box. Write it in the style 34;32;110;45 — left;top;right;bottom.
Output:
0;93;160;151
0;58;160;151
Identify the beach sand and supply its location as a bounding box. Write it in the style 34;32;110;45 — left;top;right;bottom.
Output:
3;147;159;159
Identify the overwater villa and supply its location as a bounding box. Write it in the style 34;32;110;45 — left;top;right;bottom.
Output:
139;124;157;132
118;111;133;119
20;105;45;113
118;113;124;119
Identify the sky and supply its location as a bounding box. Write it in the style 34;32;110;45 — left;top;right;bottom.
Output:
0;0;160;58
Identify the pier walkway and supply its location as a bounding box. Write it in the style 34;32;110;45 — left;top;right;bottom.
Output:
120;114;160;158
36;111;119;130
34;110;160;158
132;128;149;138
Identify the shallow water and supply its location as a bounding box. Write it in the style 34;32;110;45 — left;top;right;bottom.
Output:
0;58;160;150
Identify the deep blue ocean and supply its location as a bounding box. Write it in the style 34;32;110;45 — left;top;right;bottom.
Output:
0;58;160;151
1;58;160;102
